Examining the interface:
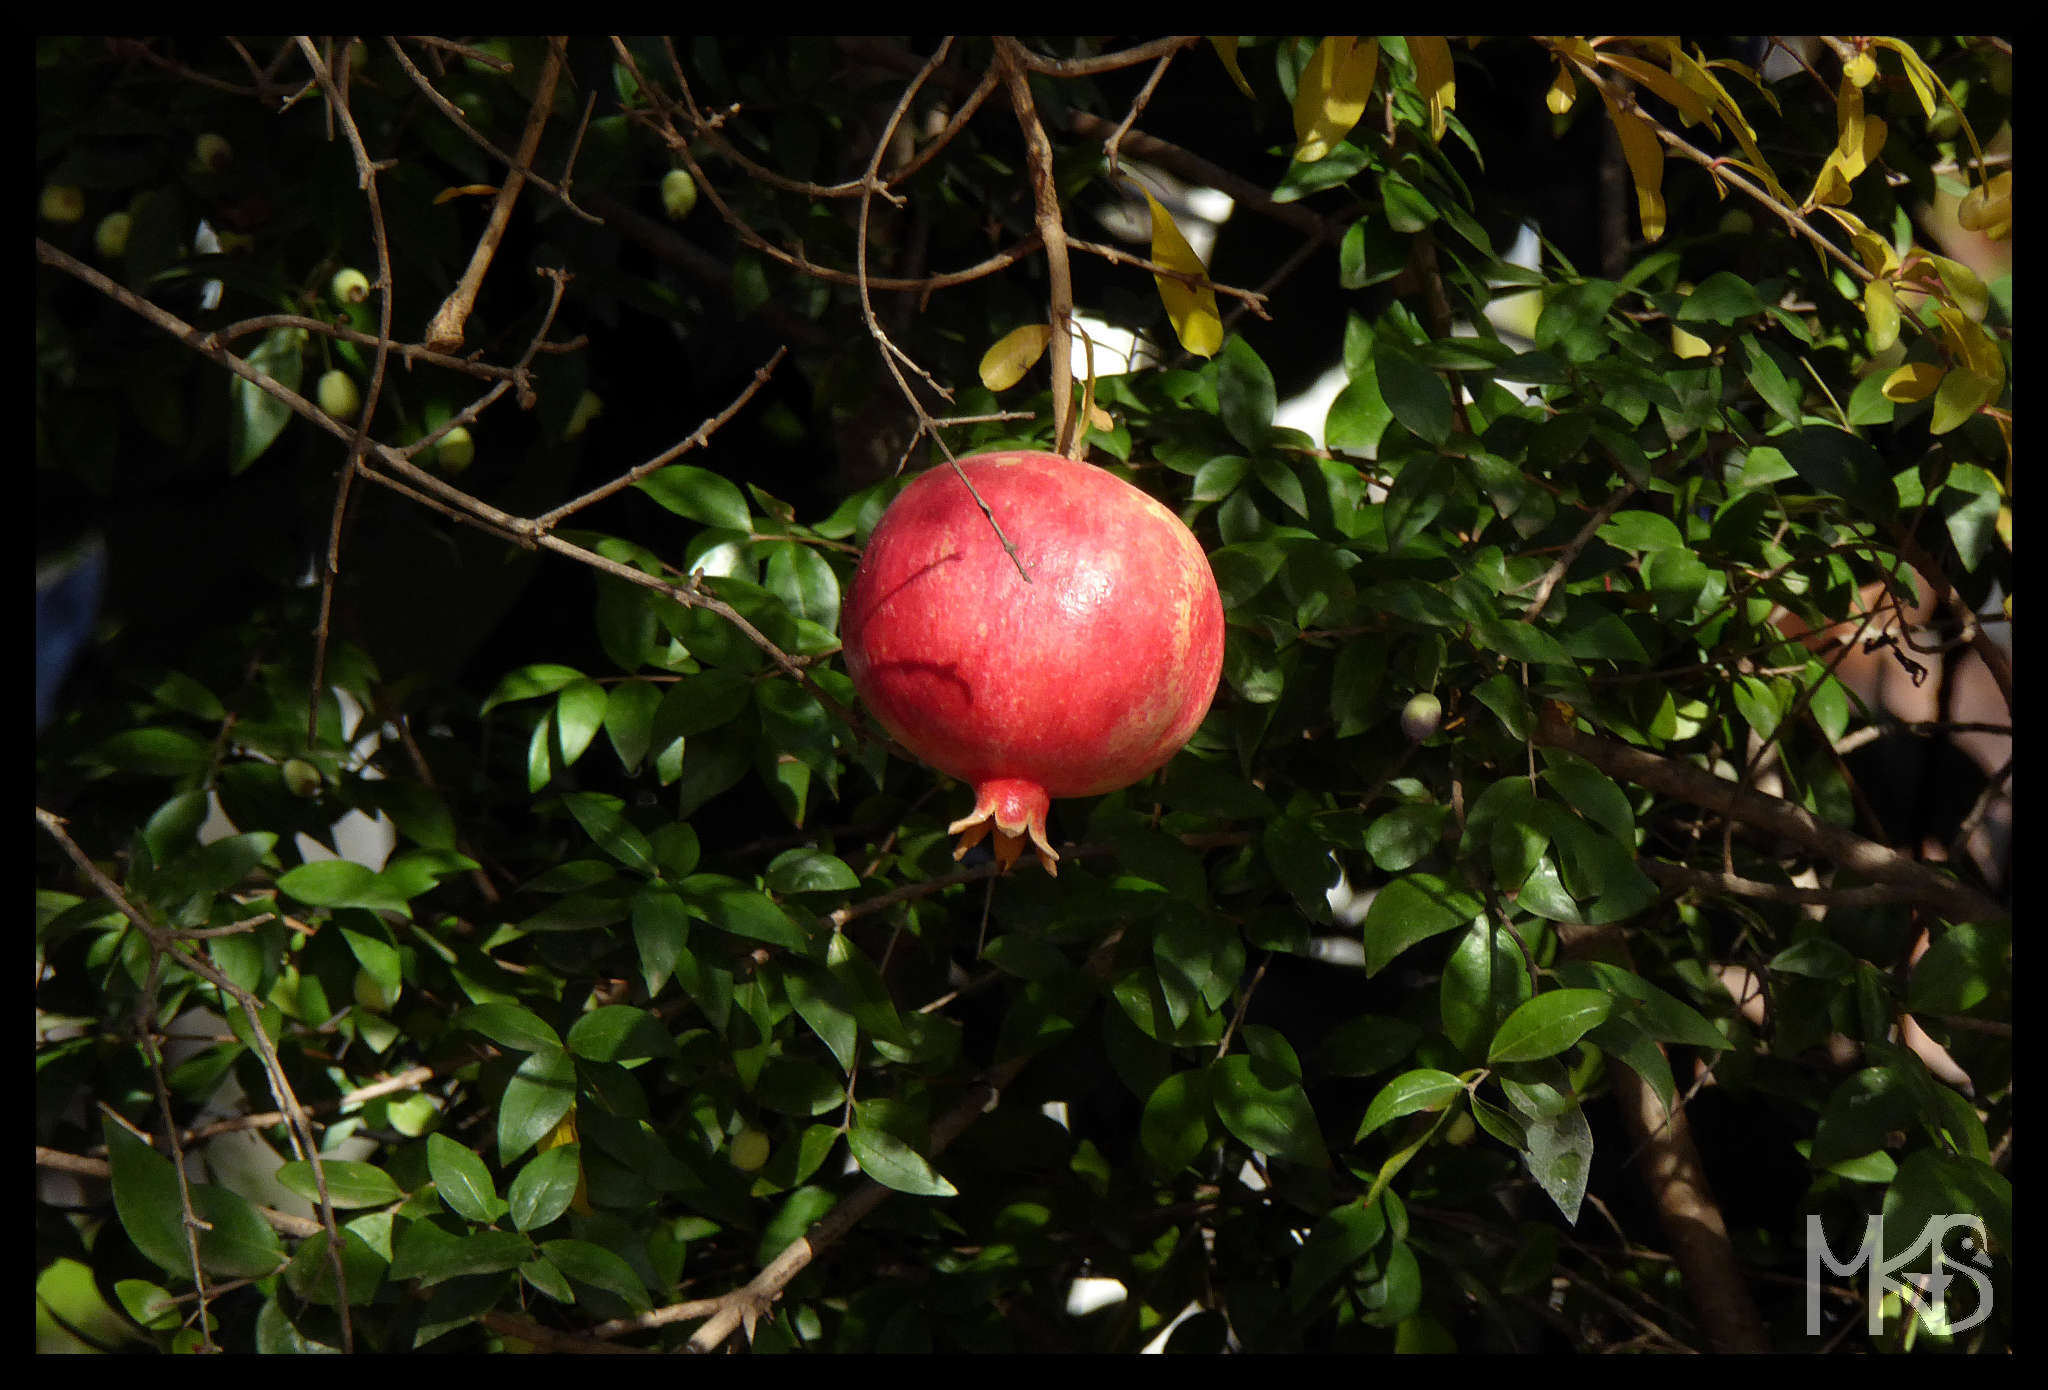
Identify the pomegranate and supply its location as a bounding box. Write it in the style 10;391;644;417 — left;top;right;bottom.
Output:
842;450;1225;875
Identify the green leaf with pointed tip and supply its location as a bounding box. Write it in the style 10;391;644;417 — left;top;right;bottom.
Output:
1140;1068;1215;1176
1362;873;1483;976
455;1003;562;1053
634;464;751;531
427;1133;506;1225
274;1159;402;1209
1488;989;1612;1063
1355;1068;1465;1142
497;1047;577;1166
508;1145;581;1232
846;1124;956;1196
1210;1053;1329;1167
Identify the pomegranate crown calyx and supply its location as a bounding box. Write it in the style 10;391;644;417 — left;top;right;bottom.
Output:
947;777;1058;876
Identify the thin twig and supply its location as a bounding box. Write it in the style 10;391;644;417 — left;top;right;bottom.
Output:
538;347;787;528
423;38;564;349
997;37;1079;458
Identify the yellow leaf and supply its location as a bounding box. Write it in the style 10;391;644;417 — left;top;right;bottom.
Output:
1293;36;1379;163
1407;36;1455;143
978;323;1054;392
537;1106;592;1213
1957;171;2012;239
1870;37;1938;119
1881;363;1944;402
1843;50;1878;88
1597;89;1665;242
1917;254;1991;322
1934;306;2004;384
1863;279;1900;353
1545;59;1577;114
1599;51;1714;128
1210;37;1255;97
1143;190;1223;358
433;183;500;204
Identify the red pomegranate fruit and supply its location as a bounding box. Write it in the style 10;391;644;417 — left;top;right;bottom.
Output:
842;450;1225;875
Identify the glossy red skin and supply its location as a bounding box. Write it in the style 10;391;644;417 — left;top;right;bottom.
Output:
843;451;1225;804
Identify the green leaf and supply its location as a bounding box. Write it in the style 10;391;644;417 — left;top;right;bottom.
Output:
1363;802;1446;873
602;679;661;773
538;1238;651;1312
274;1159;402;1210
1216;335;1277;449
1362;872;1483;976
1597;510;1684;552
687;879;811;953
1552;960;1727;1051
1738;333;1803;425
631;886;690;997
1674;271;1764;324
1210;1053;1329;1167
1488;989;1613;1063
427;1133;506;1225
1907;923;2006;1015
554;680;608;767
508;1145;581;1232
95;727;211;777
634;464;752;531
1375;342;1452;445
560;791;656;875
566;1005;675;1063
283;1228;388;1308
1290;1198;1388;1311
763;540;842;632
276;860;413;915
1327;373;1393;455
229;325;304;473
1140;1069;1214;1176
104;1119;286;1279
765;848;860;894
389;1224;532;1285
1811;1066;1922;1166
496;1047;578;1165
1777;426;1895;520
455;1003;562;1053
846;1124;956;1197
1770;935;1856;980
1441;920;1532;1059
482;663;586;716
1355;1068;1465;1141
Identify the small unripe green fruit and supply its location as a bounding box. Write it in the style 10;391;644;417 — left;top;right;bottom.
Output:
40;183;85;224
194;132;233;172
1444;1111;1477;1147
729;1127;770;1172
316;369;361;420
1401;692;1443;743
1717;208;1754;238
281;758;322;797
94;211;132;258
660;168;698;222
330;266;371;304
564;389;603;439
436;425;474;474
353;968;400;1014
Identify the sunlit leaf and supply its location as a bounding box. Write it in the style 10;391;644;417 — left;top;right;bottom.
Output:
1406;36;1455;143
1141;190;1223;358
1882;362;1943;403
1209;37;1254;97
1292;36;1379;163
1957;171;2012;240
1597;91;1664;241
978;323;1053;392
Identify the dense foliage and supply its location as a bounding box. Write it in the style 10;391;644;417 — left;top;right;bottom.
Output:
37;35;2010;1354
